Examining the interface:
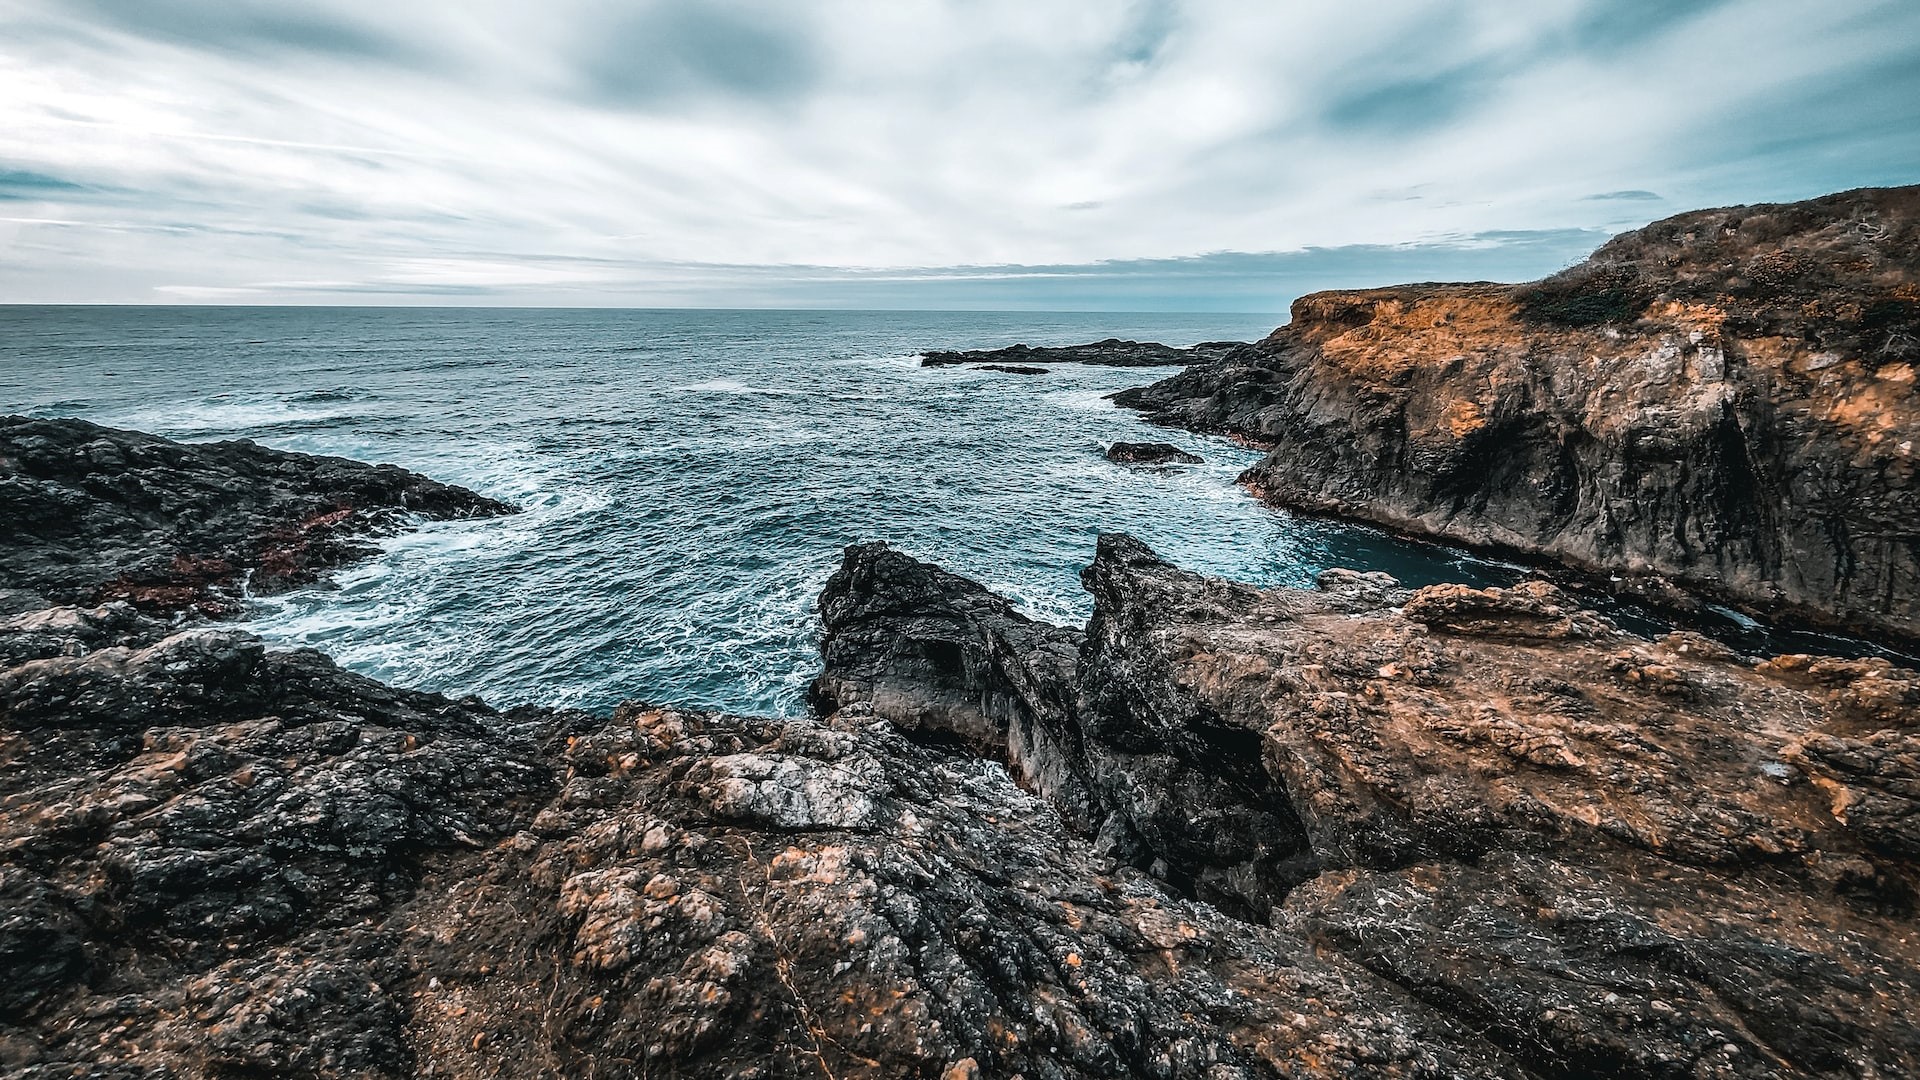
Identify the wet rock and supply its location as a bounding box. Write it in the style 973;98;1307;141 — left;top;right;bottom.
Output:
0;416;515;617
975;364;1050;375
1116;185;1920;645
1106;441;1203;465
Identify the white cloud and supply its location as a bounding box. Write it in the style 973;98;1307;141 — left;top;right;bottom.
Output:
0;0;1915;305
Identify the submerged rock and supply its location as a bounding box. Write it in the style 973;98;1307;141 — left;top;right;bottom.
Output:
1105;441;1203;465
1116;185;1920;645
0;416;515;617
921;338;1242;368
974;363;1051;375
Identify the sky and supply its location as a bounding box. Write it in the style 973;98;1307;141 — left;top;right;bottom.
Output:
1;0;1916;310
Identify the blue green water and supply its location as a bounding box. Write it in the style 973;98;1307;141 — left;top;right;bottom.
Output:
4;306;1545;714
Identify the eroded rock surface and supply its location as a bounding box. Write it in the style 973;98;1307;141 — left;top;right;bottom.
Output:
818;534;1920;1078
0;416;514;617
4;605;1556;1079
1116;186;1920;643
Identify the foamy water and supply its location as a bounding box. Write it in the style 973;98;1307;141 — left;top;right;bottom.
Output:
6;307;1542;714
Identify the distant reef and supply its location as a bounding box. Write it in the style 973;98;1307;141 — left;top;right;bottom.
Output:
6;184;1920;1080
1116;185;1920;646
920;337;1243;368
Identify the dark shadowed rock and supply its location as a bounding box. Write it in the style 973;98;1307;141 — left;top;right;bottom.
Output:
0;416;515;617
975;363;1051;375
1116;185;1920;645
1106;441;1203;465
812;541;1094;820
921;338;1244;368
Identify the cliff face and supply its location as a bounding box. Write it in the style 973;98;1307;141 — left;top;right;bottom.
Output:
818;536;1920;1078
1116;185;1920;642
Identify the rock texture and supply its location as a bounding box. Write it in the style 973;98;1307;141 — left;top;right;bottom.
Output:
1116;186;1920;644
817;535;1920;1079
921;339;1243;369
0;420;1537;1079
0;416;514;618
2;599;1561;1079
1106;442;1204;466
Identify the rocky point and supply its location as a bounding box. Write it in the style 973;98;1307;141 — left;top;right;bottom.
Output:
1117;185;1920;645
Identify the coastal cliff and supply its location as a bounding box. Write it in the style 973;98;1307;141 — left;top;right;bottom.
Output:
1116;185;1920;643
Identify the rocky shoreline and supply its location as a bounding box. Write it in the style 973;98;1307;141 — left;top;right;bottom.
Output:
6;186;1920;1079
1113;186;1920;649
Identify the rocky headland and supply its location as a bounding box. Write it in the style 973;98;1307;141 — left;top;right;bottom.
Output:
1114;186;1920;646
6;185;1920;1079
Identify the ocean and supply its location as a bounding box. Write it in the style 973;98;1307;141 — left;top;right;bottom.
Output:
0;305;1664;715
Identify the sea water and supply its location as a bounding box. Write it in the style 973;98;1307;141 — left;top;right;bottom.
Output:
0;305;1654;714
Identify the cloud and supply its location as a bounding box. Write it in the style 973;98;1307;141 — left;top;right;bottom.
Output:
0;0;1914;306
71;0;429;64
0;168;94;200
576;3;818;108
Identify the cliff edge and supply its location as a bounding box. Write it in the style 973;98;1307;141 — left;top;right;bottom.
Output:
1117;185;1920;643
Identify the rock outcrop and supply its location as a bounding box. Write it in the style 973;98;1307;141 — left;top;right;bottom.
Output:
922;338;1242;368
816;534;1920;1078
1116;185;1920;644
0;421;1539;1079
1106;442;1204;466
0;416;514;618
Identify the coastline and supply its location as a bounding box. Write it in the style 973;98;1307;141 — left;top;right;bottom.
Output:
5;184;1920;1078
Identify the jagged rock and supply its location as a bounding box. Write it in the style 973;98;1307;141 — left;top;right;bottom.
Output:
1;616;1540;1079
817;532;1920;1077
0;416;515;617
1106;442;1203;465
1116;186;1920;645
921;338;1243;368
812;541;1093;820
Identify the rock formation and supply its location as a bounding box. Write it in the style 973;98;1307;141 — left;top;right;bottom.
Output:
976;364;1052;375
816;534;1920;1078
921;338;1243;368
1106;442;1204;465
0;416;513;618
1116;186;1920;645
2;425;1536;1079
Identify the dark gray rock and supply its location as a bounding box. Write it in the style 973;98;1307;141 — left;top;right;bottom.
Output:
0;416;515;617
1105;441;1203;465
921;338;1243;368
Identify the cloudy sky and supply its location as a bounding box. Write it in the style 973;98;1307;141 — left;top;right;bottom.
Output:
2;0;1916;309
